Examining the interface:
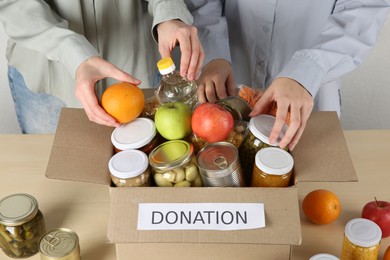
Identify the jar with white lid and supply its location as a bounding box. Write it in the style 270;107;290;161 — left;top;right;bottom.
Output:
310;253;339;260
111;117;162;154
251;147;293;187
340;218;381;260
149;140;203;187
239;114;288;184
0;193;46;258
108;149;151;187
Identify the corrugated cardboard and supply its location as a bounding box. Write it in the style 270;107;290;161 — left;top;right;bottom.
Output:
45;90;357;260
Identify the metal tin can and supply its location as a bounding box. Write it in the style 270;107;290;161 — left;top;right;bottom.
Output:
39;228;80;260
197;142;245;187
239;114;288;184
0;193;46;258
216;96;252;121
149;140;203;187
340;218;381;260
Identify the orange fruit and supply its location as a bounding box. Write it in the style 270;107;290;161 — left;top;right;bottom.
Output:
102;82;145;123
302;189;341;225
384;245;390;260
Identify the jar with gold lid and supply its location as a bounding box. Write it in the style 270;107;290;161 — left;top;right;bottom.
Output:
108;149;151;187
251;147;293;187
239;114;288;184
0;193;46;258
340;218;381;260
149;140;202;187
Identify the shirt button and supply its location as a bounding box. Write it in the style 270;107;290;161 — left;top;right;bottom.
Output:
262;26;269;33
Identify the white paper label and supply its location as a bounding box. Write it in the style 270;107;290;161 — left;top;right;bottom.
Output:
137;203;265;231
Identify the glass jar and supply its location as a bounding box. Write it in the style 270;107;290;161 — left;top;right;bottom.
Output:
239;114;288;184
340;218;381;260
0;193;46;258
111;117;162;154
156;57;198;110
149;140;202;187
197;142;245;187
39;228;80;260
309;253;339;260
108;149;151;187
251;147;293;187
216;96;252;121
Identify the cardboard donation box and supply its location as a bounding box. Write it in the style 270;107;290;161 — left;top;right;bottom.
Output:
46;90;357;260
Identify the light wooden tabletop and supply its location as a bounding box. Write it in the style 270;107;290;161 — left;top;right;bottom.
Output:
0;131;389;260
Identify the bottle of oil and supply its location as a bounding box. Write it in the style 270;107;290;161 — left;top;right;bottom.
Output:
156;57;198;110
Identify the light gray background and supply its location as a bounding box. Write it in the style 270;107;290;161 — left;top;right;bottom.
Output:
1;17;390;134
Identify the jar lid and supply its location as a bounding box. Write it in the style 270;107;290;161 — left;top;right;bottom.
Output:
197;142;239;177
111;117;156;151
157;57;176;75
344;218;382;247
255;147;294;175
249;114;287;146
149;140;193;170
309;253;339;260
0;193;39;226
108;150;149;179
39;228;80;259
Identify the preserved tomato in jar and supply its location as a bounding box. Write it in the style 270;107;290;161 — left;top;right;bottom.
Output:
340;218;381;260
149;140;202;187
0;193;46;258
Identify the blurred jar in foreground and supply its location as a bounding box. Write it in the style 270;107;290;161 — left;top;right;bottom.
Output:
39;228;80;260
251;147;294;187
0;193;46;258
239;114;288;184
111;117;162;155
340;218;381;260
156;57;198;110
149;140;202;187
109;150;151;187
309;253;339;260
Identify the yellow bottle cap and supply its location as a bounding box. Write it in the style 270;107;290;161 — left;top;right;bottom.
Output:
157;57;175;75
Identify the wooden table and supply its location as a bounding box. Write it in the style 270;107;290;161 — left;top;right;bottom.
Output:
0;132;389;260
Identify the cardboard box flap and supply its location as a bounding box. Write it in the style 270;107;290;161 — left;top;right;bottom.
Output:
45;108;113;185
107;187;302;245
291;112;357;182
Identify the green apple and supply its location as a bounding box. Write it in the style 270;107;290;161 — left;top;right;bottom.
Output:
155;102;192;140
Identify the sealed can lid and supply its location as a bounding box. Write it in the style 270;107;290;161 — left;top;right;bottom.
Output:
344;218;382;247
111;117;156;151
249;114;288;146
255;147;294;175
157;57;176;75
197;142;238;175
309;253;339;260
149;140;193;170
108;150;149;179
0;193;39;226
39;228;80;259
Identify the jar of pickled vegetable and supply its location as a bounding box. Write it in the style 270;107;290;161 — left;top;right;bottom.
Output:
149;140;203;187
109;150;151;187
251;147;293;187
340;218;381;260
111;117;162;154
239;114;288;184
0;193;46;258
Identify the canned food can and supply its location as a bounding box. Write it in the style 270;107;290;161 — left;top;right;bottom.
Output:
39;228;80;260
197;142;245;187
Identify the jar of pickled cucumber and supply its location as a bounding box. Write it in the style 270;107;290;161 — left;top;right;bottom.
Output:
251;147;293;187
109;150;151;187
0;193;46;258
239;114;288;184
149;140;203;187
111;117;162;154
340;218;381;260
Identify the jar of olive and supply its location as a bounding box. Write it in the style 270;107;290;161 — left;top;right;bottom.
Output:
149;140;203;187
251;147;293;187
0;193;46;258
109;150;151;187
340;218;381;260
239;114;288;184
